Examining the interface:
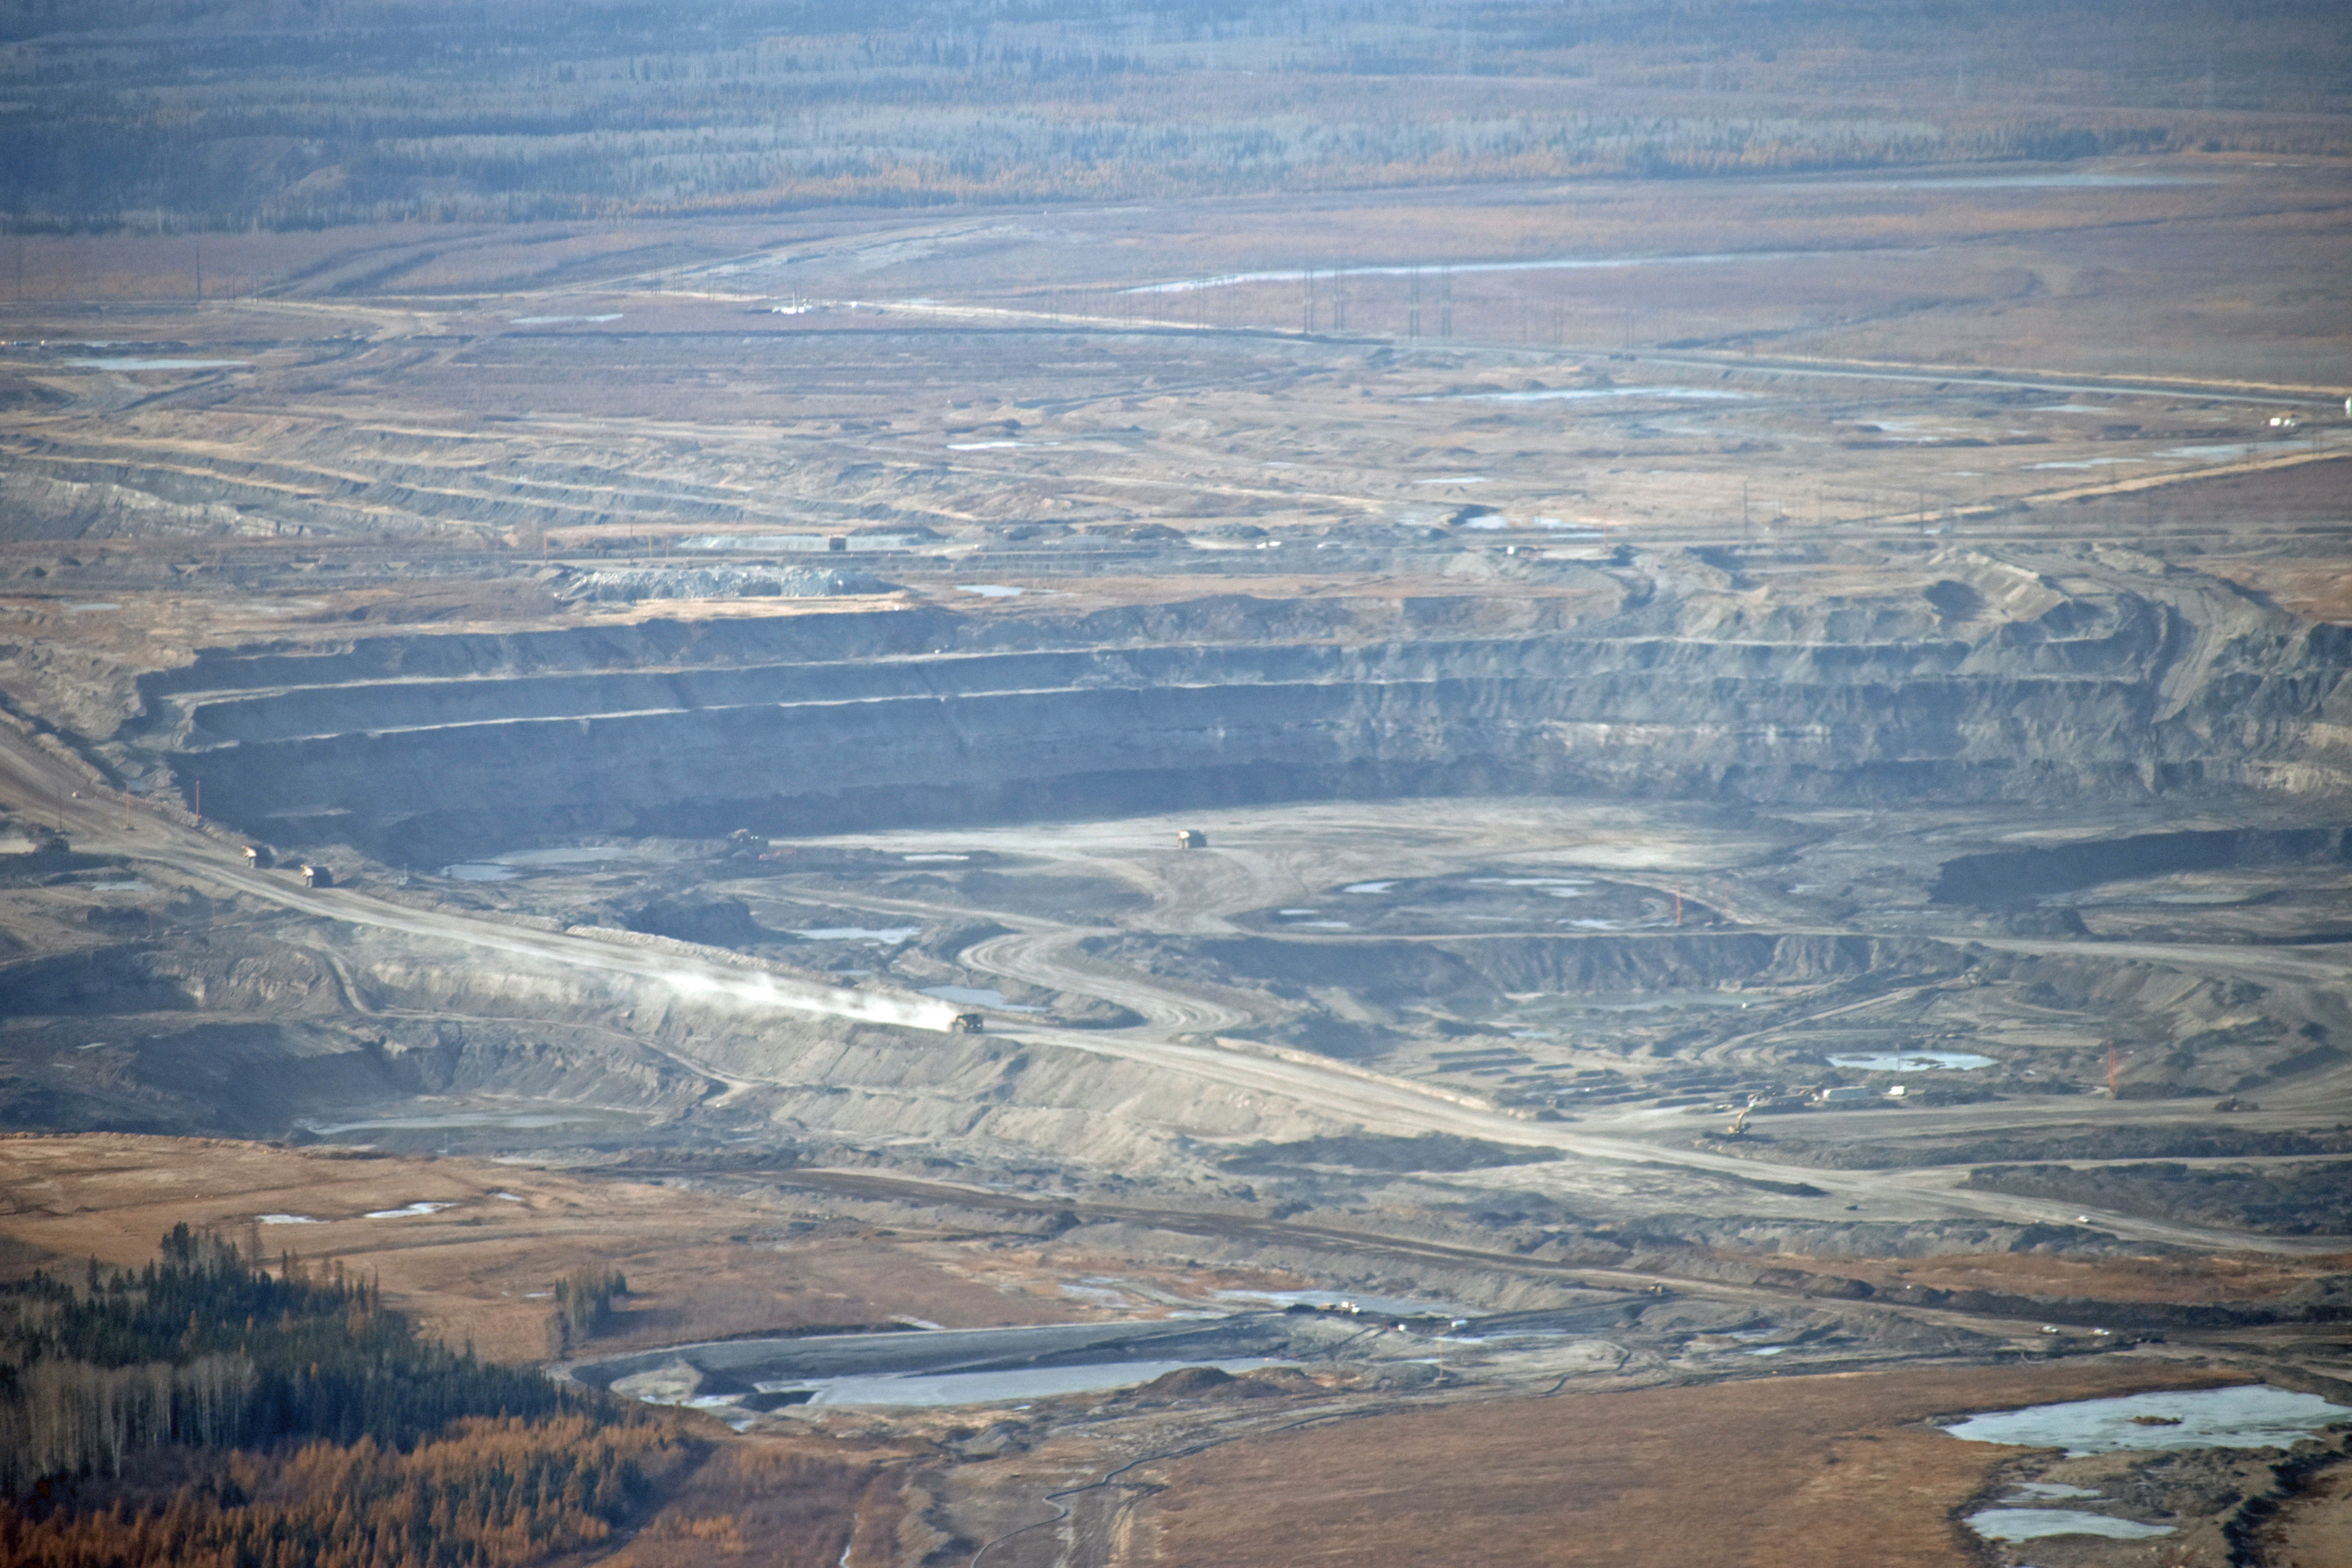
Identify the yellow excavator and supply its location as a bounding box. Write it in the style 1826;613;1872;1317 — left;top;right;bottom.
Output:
1725;1097;1760;1137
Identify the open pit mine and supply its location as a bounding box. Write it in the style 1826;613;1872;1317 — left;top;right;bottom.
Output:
6;146;2352;1568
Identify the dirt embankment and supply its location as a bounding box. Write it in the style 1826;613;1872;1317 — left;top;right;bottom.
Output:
1966;1160;2352;1237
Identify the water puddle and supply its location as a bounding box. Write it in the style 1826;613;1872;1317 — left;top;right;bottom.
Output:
2002;1483;2102;1501
490;1191;528;1203
956;584;1024;597
1470;877;1593;898
920;984;1046;1013
1965;1509;2173;1542
1438;386;1753;403
1826;1050;1997;1072
1794;172;2207;190
1414;475;1489;485
67;357;249;370
256;1213;321;1225
65;602;122;613
904;853;970;862
309;1110;628;1133
509;313;622;325
2033;403;2108;413
1124;247;1844;295
1341;881;1397;894
361;1201;455;1220
2158;442;2287;460
790;926;922;943
1941;1385;2352;1455
87;879;149;891
441;845;643;880
2026;456;2141;469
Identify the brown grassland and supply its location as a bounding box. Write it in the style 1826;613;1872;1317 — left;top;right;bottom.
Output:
1129;1363;2248;1568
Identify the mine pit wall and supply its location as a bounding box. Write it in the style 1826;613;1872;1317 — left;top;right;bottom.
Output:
384;931;1369;1161
0;920;1345;1160
143;587;2352;863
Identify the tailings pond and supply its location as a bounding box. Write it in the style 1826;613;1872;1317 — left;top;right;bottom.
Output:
570;1316;1325;1415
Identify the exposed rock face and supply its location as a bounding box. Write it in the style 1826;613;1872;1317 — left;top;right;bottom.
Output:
119;550;2348;861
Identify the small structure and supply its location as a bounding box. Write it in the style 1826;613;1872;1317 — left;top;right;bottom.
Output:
1175;828;1208;849
298;863;333;889
950;1012;984;1034
1816;1085;1871;1105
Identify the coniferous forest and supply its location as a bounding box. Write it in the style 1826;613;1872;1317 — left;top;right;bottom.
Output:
1;0;2346;233
0;1226;688;1568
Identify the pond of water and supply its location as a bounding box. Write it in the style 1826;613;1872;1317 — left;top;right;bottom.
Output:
1964;1508;2173;1542
1826;1050;1998;1072
921;985;1046;1013
441;845;645;880
1942;1385;2352;1455
771;1358;1298;1408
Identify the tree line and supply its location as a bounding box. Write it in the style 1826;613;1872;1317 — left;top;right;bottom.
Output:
0;1224;610;1496
1;0;2344;233
0;1413;684;1568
